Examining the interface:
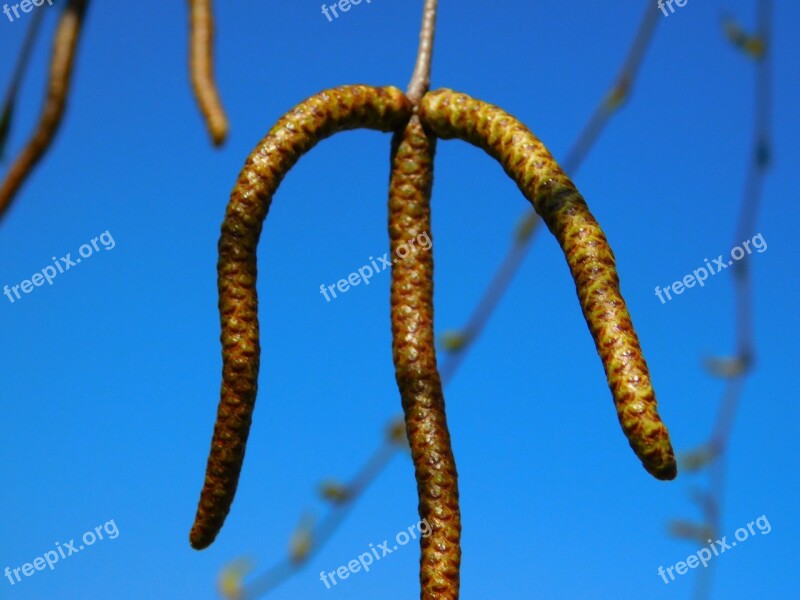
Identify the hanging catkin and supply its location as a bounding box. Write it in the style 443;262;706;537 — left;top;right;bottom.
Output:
187;0;228;145
190;85;413;549
418;89;677;481
389;115;461;599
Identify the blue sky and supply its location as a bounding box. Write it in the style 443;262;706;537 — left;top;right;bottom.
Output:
0;1;798;598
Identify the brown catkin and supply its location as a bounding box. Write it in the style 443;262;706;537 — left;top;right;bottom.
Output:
389;115;460;599
418;89;677;481
187;0;228;146
0;0;89;221
190;85;413;550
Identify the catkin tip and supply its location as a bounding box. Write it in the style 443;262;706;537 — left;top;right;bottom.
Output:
645;454;678;481
189;531;211;551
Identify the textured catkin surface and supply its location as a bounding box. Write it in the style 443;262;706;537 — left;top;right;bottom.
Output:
419;89;677;481
187;0;228;145
0;0;89;220
190;85;413;550
389;115;461;599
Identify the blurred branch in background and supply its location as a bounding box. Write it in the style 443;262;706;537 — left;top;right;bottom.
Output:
226;422;408;600
220;3;662;597
670;1;772;598
0;6;45;160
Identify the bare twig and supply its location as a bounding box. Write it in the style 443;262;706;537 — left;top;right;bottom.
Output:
406;0;438;105
0;7;46;161
240;427;405;599
673;2;773;598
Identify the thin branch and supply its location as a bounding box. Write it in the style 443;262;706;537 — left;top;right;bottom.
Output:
240;435;403;599
679;2;772;598
708;0;773;542
406;0;438;104
438;223;541;384
0;7;46;160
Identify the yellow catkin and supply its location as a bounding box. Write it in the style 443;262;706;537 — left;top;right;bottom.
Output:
190;85;412;550
389;115;461;599
418;89;677;481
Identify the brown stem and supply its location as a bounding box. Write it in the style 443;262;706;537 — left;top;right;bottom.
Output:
406;0;438;105
190;85;413;550
0;0;89;222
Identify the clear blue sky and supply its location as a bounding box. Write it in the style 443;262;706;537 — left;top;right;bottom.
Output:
0;1;797;598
